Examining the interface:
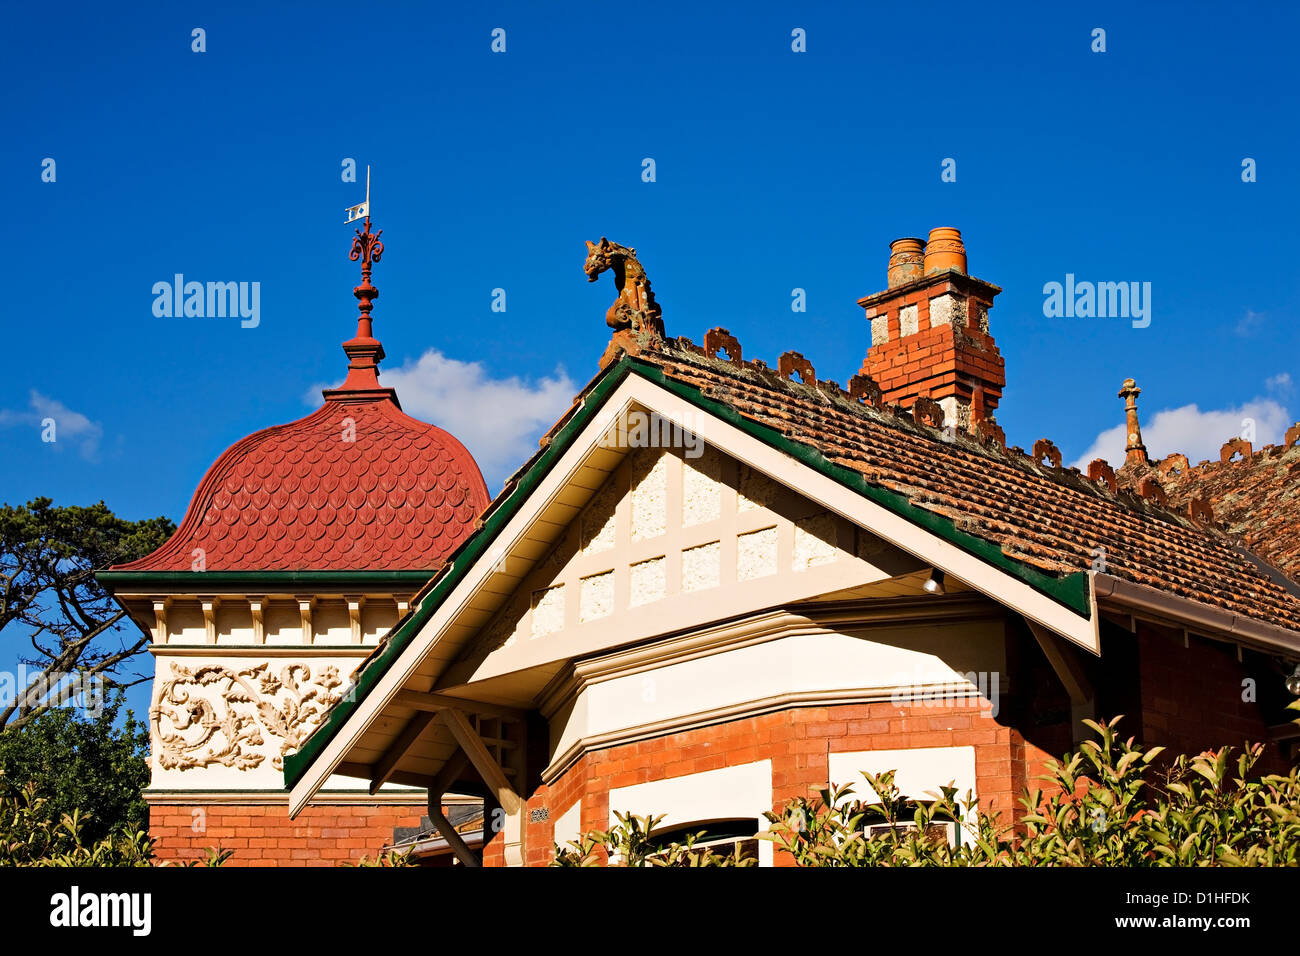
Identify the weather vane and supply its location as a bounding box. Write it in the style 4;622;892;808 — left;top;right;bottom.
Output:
346;165;383;277
341;164;385;363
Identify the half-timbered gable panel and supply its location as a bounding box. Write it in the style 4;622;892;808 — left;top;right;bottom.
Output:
439;436;925;690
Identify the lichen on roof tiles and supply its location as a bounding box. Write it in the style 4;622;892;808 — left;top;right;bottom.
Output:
607;333;1300;634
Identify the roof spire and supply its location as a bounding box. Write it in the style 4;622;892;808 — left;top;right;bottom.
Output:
1118;378;1149;466
325;169;399;405
350;213;383;340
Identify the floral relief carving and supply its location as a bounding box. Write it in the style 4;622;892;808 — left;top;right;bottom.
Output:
152;661;344;772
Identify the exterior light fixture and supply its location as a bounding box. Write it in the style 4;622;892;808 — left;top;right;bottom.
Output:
923;570;946;595
1286;664;1300;697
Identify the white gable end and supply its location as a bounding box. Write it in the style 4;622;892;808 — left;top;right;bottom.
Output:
439;439;919;689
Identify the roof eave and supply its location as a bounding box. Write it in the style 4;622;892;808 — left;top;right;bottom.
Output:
1094;572;1300;657
96;569;441;594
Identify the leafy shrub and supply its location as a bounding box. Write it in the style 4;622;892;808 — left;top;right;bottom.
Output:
552;810;757;866
0;693;149;843
1013;718;1299;866
1;783;152;866
0;783;228;867
350;849;416;867
558;717;1300;867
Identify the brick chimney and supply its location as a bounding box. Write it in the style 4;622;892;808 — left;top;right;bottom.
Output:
859;227;1006;434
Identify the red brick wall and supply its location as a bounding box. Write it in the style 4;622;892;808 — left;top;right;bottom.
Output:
148;802;427;866
1135;622;1285;771
481;803;505;868
508;700;1024;867
184;623;1283;867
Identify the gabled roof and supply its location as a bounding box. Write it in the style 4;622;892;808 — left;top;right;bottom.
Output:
626;336;1300;633
282;338;1300;804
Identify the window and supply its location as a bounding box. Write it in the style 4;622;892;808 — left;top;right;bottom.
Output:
860;805;958;848
647;818;761;864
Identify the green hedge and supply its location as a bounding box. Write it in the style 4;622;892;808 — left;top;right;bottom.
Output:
554;715;1300;867
0;784;228;867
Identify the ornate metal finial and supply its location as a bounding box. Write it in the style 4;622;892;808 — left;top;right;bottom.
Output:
348;216;385;341
350;217;384;282
324;169;394;400
344;165;383;338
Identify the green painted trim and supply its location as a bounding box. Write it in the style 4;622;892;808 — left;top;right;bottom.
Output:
282;359;639;789
283;354;1092;791
96;570;438;591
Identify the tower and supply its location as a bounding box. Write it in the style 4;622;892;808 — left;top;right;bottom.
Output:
99;210;491;864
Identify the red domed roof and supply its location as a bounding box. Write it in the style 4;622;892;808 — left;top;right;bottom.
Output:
115;215;490;573
114;398;489;572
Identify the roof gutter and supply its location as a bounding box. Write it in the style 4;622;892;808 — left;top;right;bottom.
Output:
1093;572;1300;658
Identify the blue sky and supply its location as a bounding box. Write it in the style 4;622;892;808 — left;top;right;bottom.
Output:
2;2;1297;713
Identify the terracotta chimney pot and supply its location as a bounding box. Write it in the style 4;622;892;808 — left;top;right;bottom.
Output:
924;227;967;275
887;238;926;288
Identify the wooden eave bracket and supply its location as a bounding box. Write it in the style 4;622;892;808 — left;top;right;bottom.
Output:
368;711;439;795
439;708;522;817
1026;617;1096;742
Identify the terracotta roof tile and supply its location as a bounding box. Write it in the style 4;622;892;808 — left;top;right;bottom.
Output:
1122;440;1300;584
113;398;490;573
624;337;1300;633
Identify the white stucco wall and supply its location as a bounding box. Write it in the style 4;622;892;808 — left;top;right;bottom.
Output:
550;626;1003;762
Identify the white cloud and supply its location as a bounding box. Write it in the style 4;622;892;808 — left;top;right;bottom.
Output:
1266;372;1293;397
1071;397;1292;470
0;390;103;459
308;350;577;490
1235;309;1265;336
